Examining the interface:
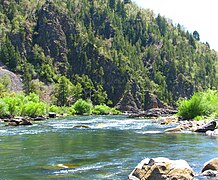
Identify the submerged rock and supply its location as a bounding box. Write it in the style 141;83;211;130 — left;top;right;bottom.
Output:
129;157;194;180
73;125;90;129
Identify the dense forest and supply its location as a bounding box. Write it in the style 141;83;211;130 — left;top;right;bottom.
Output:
0;0;218;112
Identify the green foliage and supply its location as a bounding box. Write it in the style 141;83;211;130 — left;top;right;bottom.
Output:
92;104;121;115
92;104;111;115
177;90;218;120
49;105;61;114
67;106;76;116
22;101;47;117
0;99;8;117
73;99;92;115
0;93;47;118
53;76;79;106
2;96;20;117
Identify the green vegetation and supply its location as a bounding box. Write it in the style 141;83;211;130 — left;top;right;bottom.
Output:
0;0;218;111
73;99;92;115
177;90;218;120
0;93;120;118
93;105;121;115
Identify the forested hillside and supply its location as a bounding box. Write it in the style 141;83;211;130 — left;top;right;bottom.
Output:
0;0;217;111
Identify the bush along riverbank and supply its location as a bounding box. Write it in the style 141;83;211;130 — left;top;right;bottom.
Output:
0;93;121;126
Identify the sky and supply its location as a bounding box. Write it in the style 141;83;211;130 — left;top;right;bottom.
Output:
133;0;218;51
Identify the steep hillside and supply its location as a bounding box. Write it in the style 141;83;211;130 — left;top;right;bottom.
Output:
0;0;218;111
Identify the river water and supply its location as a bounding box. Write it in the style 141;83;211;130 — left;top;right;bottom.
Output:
0;115;217;179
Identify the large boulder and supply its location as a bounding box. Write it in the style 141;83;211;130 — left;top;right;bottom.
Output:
129;157;194;180
202;158;218;172
201;158;218;178
0;67;23;92
194;120;216;133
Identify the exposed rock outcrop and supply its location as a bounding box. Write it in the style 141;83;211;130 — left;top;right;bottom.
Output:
129;157;194;180
144;91;169;110
116;91;139;113
0;67;22;92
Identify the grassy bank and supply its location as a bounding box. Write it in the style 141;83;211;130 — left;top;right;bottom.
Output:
177;90;218;120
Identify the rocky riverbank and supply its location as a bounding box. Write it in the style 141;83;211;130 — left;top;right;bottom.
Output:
0;112;58;126
128;107;218;137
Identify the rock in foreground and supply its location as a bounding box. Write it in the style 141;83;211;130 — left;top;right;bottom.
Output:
201;158;218;177
129;157;194;180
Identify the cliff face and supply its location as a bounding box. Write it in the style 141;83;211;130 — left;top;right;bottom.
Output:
0;67;22;92
34;2;71;74
1;0;218;110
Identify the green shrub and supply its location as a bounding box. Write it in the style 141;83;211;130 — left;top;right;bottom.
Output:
22;102;47;117
73;99;92;115
177;90;218;120
2;96;20;117
48;105;61;114
0;100;8;117
26;93;40;103
92;105;111;115
111;108;121;115
68;106;76;115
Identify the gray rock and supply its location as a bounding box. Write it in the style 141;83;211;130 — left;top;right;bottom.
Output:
194;120;216;133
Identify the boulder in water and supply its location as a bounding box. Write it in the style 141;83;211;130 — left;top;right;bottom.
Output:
128;157;194;180
194;120;216;133
202;158;218;177
73;125;90;129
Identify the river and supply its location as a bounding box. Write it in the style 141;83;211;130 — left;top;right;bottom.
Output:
0;115;217;179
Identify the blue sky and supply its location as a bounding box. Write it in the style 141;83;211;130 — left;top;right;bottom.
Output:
133;0;218;51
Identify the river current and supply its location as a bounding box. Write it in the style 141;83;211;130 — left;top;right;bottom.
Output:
0;115;217;179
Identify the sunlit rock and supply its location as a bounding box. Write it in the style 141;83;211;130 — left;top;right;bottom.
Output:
202;158;218;177
129;157;194;180
164;126;182;133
